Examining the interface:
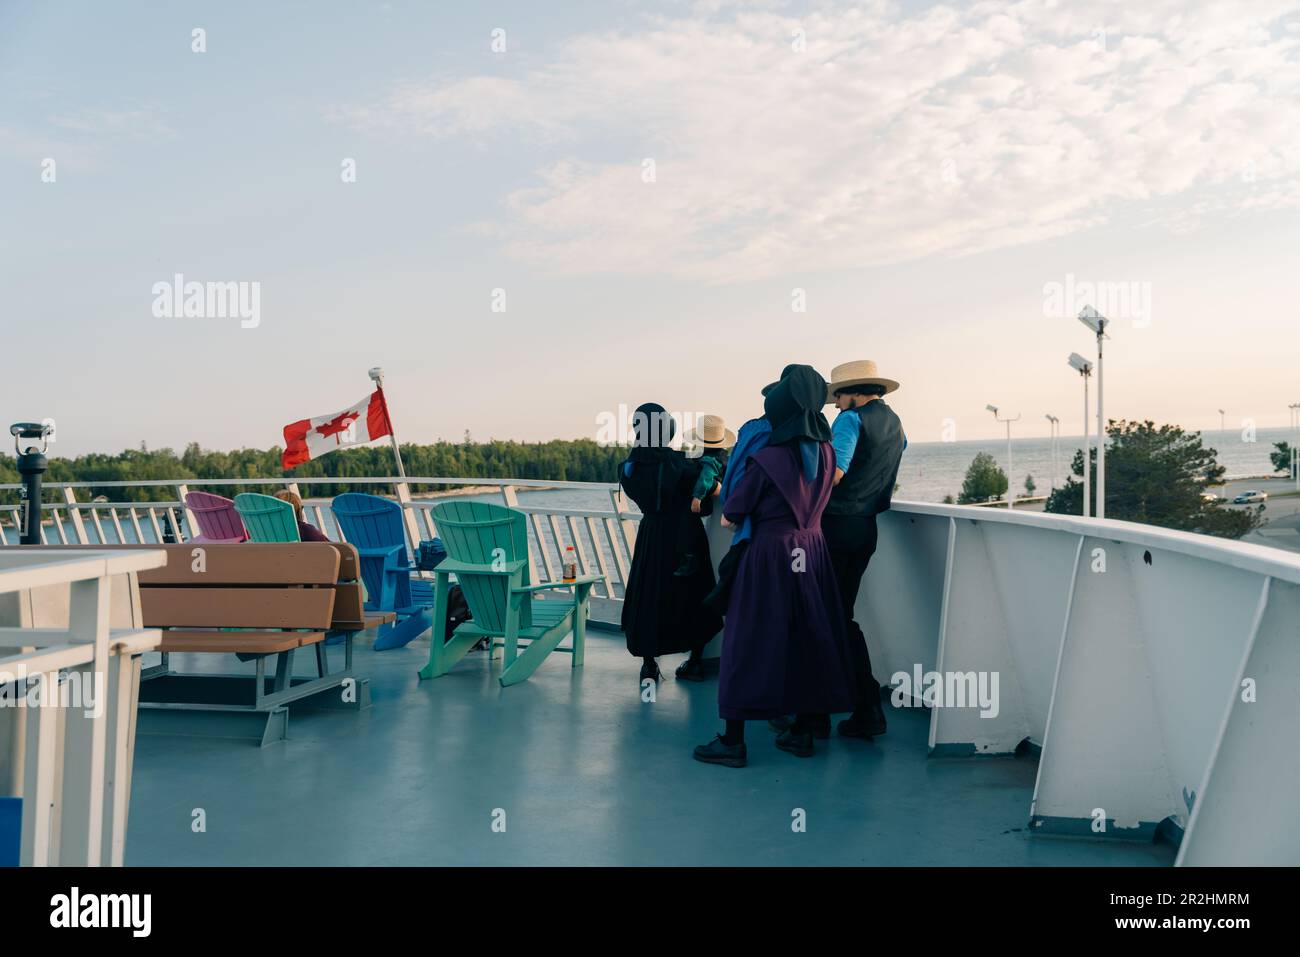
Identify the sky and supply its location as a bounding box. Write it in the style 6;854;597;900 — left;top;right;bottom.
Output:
3;0;1300;458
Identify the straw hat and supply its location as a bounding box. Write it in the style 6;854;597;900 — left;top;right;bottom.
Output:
682;414;736;449
825;359;899;404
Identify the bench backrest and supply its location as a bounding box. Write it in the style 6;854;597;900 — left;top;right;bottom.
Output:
429;500;531;635
234;493;301;543
138;543;337;629
183;491;248;543
12;543;365;631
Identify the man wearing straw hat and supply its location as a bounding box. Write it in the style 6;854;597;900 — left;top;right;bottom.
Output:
821;359;905;741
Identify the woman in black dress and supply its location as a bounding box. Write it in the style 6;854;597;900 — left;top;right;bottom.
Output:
619;403;723;683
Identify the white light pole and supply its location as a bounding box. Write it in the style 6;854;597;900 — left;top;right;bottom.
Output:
1078;306;1109;519
1290;402;1300;491
1219;408;1226;435
1045;414;1059;490
987;404;1021;509
1069;353;1094;518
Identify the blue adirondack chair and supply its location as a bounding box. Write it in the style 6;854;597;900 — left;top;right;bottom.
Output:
233;493;300;543
331;492;433;650
417;500;601;687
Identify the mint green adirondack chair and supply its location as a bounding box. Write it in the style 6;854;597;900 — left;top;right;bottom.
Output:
234;493;300;543
417;500;602;687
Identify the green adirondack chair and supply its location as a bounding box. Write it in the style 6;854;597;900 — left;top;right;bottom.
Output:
417;500;602;687
234;493;301;543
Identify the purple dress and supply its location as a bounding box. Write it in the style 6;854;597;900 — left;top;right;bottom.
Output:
717;442;859;720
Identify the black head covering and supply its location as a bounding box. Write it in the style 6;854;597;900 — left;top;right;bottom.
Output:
761;363;804;397
628;402;678;462
763;365;832;446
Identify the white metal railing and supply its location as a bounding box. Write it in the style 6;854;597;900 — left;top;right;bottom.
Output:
0;477;639;603
861;502;1300;866
0;548;165;866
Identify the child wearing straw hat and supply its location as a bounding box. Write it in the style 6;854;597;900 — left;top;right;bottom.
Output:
683;414;737;514
674;415;736;580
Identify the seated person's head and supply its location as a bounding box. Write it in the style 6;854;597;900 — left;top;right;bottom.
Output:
834;384;886;411
274;490;304;522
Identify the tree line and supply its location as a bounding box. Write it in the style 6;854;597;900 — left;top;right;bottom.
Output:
0;439;630;503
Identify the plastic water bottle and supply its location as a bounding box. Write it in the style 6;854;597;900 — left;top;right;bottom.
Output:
562;545;578;583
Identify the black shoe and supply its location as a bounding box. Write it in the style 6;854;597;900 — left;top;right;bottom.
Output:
838;701;887;739
769;715;829;739
775;729;814;757
675;657;707;682
694;735;747;768
639;659;662;683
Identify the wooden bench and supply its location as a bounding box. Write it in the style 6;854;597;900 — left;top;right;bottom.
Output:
17;543;394;745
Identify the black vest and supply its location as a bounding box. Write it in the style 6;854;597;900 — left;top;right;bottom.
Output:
826;400;904;517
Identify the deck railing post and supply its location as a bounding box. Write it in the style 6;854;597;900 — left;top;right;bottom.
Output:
609;487;637;571
392;480;423;556
501;486;541;584
61;487;89;545
176;484;198;542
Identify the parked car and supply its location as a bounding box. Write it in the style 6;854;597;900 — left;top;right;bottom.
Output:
1201;492;1220;502
1233;490;1268;504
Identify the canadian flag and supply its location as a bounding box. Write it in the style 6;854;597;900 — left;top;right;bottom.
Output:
282;389;393;469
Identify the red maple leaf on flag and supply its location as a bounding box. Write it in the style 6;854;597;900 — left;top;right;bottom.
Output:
315;410;360;445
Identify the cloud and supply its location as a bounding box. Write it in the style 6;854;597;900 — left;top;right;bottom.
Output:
336;0;1300;281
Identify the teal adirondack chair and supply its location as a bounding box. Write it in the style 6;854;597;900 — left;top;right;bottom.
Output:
418;500;602;687
234;493;300;543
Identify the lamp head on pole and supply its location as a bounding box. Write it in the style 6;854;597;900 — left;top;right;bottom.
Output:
368;367;384;386
1068;353;1093;375
986;404;998;415
1077;305;1108;336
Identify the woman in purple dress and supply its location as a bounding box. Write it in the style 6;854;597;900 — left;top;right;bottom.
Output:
693;365;858;767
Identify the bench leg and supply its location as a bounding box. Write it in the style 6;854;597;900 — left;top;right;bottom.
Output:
273;649;295;694
136;706;289;747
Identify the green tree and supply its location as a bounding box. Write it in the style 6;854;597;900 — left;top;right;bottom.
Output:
1024;474;1036;497
1270;441;1293;475
1045;420;1262;539
957;452;1008;504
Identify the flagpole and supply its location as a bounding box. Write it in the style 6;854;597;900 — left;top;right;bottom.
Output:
368;367;407;478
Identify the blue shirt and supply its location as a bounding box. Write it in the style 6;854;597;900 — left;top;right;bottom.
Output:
720;417;771;544
831;410;860;474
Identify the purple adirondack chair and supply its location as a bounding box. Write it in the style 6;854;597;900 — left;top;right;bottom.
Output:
184;491;249;543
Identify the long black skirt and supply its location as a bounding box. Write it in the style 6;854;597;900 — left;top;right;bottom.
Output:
621;510;722;657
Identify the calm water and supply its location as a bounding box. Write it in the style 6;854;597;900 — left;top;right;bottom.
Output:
498;426;1295;510
4;427;1292;545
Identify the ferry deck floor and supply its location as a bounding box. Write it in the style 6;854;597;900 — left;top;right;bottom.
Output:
125;627;1177;867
